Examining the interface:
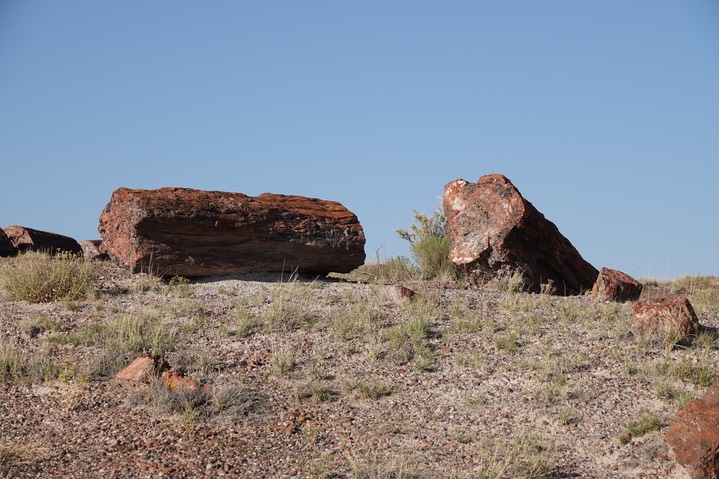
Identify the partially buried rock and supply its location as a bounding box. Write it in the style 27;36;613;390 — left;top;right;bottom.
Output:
0;227;17;257
591;268;643;302
3;225;82;255
80;240;108;260
98;187;366;277
666;380;719;479
632;296;699;342
443;174;598;295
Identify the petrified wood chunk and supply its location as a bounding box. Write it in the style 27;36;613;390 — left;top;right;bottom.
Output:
666;380;719;479
443;174;598;295
3;225;82;255
632;296;699;341
98;187;366;277
0;227;17;257
591;267;643;302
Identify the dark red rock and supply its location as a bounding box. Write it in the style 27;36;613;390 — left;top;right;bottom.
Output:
116;353;170;383
0;227;17;257
591;267;643;302
666;380;719;479
3;225;82;255
443;174;598;295
98;187;366;277
632;296;699;341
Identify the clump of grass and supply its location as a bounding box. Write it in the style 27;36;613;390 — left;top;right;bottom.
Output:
51;314;176;377
0;340;60;384
493;332;521;355
295;381;336;402
263;281;320;332
0;440;51;474
618;410;662;445
344;377;394;400
475;431;555;479
496;269;529;293
167;275;191;298
349;450;418;479
0;252;97;302
269;347;295;377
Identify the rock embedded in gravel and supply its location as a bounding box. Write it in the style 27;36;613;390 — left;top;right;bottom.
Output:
666;380;719;479
443;174;598;295
632;296;699;341
3;225;82;255
98;187;366;277
591;267;643;302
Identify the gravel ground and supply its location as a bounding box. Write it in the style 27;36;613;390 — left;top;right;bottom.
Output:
1;259;718;478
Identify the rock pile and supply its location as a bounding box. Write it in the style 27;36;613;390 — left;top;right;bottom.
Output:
443;174;598;295
98;187;366;277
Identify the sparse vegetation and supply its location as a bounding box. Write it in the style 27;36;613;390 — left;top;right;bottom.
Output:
619;409;662;445
1;254;719;477
0;252;97;302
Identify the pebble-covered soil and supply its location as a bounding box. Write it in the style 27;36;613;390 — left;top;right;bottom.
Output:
1;258;718;478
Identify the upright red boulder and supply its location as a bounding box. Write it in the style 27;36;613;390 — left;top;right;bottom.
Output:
3;226;81;255
443;174;598;295
591;268;643;302
98;187;366;277
0;228;17;257
666;381;719;479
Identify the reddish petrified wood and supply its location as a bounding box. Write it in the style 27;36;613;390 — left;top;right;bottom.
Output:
116;353;169;383
632;296;699;341
3;225;81;255
591;267;643;302
98;187;366;277
666;381;719;479
80;240;108;260
0;227;17;257
443;174;598;295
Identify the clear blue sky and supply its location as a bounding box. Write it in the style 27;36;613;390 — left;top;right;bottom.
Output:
1;1;718;279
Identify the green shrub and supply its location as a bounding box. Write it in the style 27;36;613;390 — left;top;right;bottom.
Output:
0;252;97;302
396;210;456;280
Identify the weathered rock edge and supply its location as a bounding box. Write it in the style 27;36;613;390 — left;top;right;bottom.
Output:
98;187;366;277
443;174;598;295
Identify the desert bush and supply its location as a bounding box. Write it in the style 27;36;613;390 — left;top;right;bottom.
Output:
397;210;456;280
0;252;97;302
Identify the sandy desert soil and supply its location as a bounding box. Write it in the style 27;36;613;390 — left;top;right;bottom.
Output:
1;258;718;478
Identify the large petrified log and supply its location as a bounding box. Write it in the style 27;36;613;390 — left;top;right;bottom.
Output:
3;225;82;255
98;187;366;277
443;174;598;295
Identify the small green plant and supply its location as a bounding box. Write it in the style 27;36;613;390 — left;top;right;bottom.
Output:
295;381;336;402
269;347;295;377
475;431;555;479
345;378;394;400
493;332;520;355
306;451;335;478
349;450;416;479
396;210;456;280
167;275;191;298
0;252;97;302
619;410;662;445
